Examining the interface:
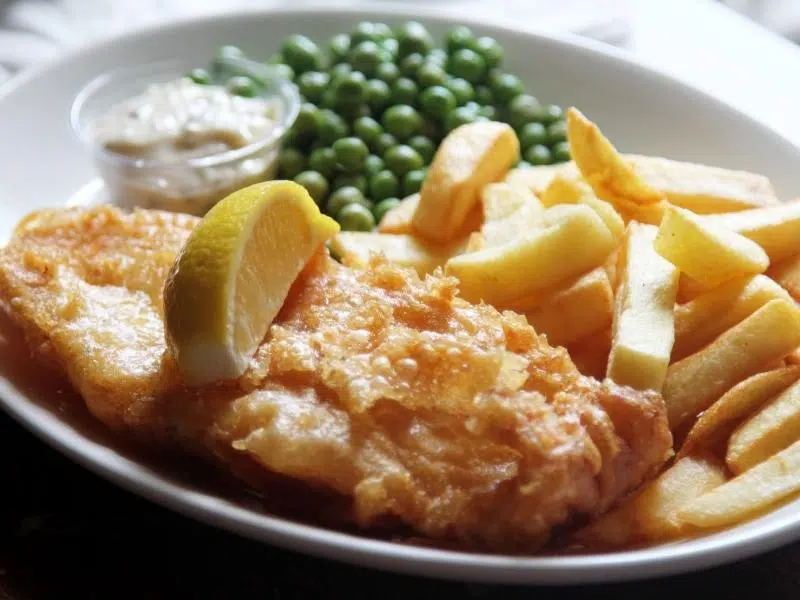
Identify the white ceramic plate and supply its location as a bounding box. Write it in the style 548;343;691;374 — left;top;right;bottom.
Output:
1;5;799;586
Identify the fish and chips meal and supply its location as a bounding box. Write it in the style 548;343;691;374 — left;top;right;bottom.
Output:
2;21;800;555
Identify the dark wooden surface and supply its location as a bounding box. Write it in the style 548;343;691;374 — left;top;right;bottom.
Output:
2;409;799;600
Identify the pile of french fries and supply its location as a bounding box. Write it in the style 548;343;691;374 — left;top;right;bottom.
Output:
330;110;800;548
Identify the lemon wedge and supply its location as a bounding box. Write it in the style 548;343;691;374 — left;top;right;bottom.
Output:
164;180;339;385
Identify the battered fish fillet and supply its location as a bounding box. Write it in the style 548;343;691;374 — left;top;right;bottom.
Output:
0;206;671;551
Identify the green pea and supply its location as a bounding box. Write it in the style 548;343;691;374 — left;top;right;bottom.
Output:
516;160;532;169
282;127;307;150
447;48;485;83
474;85;494;106
271;63;295;82
329;34;351;63
337;103;371;124
349;41;383;76
491;73;524;105
351;22;381;45
547;120;567;145
215;45;244;61
408;135;435;163
281;34;322;74
519;122;547;150
376;62;400;84
308;147;338;179
278;148;306;178
364;154;385;178
551;141;571;164
417;63;446;88
471;36;504;69
292;103;318;136
333;71;367;105
403;169;426;196
382;37;399;57
294;170;329;205
396;21;434;57
353;116;383;146
225;76;257;97
391;77;418;106
535;104;564;125
370;170;400;201
372;132;398;156
320;89;337;109
332;174;368;195
384;145;424;177
427;48;448;67
479;105;498;120
373;22;394;40
445;106;478;132
333;137;369;173
373;197;401;224
366;79;392;114
464;101;481;114
508;94;541;130
337;202;376;231
316;109;349;145
445;78;474;106
329;63;352;81
382;105;421;140
327;186;368;217
400;53;424;78
186;68;210;84
420;85;456;119
418;117;439;140
445;25;473;53
297;71;330;103
525;144;552;166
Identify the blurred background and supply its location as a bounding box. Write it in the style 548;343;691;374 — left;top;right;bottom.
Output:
1;0;799;85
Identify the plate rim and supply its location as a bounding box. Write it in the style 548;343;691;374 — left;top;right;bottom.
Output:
1;3;799;585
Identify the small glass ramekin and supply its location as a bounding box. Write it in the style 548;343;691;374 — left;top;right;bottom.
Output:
70;56;300;216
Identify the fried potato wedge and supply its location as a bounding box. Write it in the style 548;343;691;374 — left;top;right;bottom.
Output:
672;275;793;362
445;204;615;305
413;121;519;242
727;379;800;473
567;327;611;380
607;223;679;391
655;206;769;288
767;254;800;302
540;175;625;238
480;182;543;247
703;200;800;263
331;232;466;276
567;108;664;206
377;193;419;234
576;454;726;547
664;299;800;429
678;366;800;460
503;162;579;196
523;267;614;347
679;440;800;528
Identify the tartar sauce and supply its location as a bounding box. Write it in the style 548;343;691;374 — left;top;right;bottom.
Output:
90;77;281;215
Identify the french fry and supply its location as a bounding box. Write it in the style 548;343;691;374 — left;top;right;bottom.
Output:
540;175;625;238
607;223;679;391
672;275;793;362
413;122;519;242
767;254;800;302
676;274;710;304
727;379;800;473
704;200;800;262
663;299;800;429
567;108;663;206
522;267;614;346
679;439;800;528
377;193;419;234
615;198;669;226
789;348;800;365
445;204;615;305
576;454;726;546
655;206;769;288
602;247;620;291
567;327;611;380
503;162;579;196
678;366;800;459
480;182;543;247
330;232;466;276
464;232;486;253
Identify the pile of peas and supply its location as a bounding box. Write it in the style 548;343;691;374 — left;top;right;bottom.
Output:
189;21;570;232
